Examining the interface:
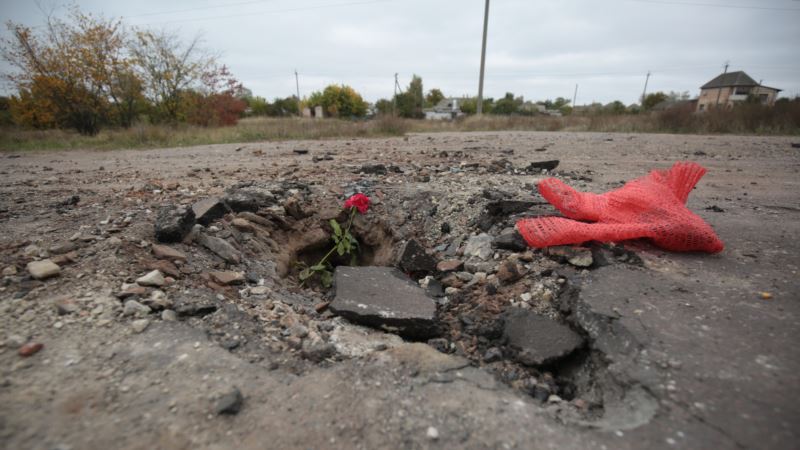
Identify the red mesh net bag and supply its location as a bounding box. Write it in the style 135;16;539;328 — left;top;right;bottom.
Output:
516;161;724;253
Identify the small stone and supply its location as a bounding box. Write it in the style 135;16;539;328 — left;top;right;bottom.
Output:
2;265;17;276
161;310;178;321
426;426;439;440
54;297;79;315
397;239;437;273
222;187;275;213
209;271;245;286
496;260;523;284
526;160;559;171
483;347;503;363
26;259;61;280
23;244;42;257
123;300;152;317
436;259;463;273
152;244;187;262
192;198;227;226
142;290;172;310
214;387;243;415
49;242;77;255
301;340;336;362
50;252;78;266
547;394;563;404
131;319;150;333
155;205;195;243
250;286;270;295
288;324;309;338
106;237;123;247
493;230;527;252
196;234;241;264
231;218;255;232
136;270;165;287
116;285;147;299
547;246;593;268
520;292;532;302
146;259;180;279
18;342;44;357
464;234;493;260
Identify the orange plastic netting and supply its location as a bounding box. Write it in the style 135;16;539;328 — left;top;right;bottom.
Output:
516;161;724;253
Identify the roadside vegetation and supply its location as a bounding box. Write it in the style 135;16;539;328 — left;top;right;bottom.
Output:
1;6;797;152
2;101;798;152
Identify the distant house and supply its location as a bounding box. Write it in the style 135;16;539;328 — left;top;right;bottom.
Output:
696;71;781;111
424;98;465;120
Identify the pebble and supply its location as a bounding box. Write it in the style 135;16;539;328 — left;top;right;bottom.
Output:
136;270;165;287
215;387;244;415
161;310;178;321
131;319;150;333
26;260;61;280
54;297;79;315
209;271;245;286
2;266;17;276
18;342;44;357
123;300;152;317
152;244;188;262
426;426;439;440
250;286;270;295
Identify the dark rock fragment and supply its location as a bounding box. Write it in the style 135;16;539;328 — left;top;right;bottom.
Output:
493;230;528;252
155;205;195;243
526;160;560;172
503;309;584;366
397;240;437;274
214;387;243;415
192;198;227;226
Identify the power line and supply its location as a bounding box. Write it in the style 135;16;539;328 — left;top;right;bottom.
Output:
135;0;394;26
630;0;800;11
125;0;281;19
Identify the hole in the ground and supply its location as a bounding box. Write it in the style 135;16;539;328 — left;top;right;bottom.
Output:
274;212;397;285
431;274;655;428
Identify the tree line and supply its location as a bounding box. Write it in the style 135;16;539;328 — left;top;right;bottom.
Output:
1;7;246;134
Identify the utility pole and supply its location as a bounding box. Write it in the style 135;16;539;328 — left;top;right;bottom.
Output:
572;84;579;109
294;69;301;115
476;0;490;115
715;61;729;107
392;73;399;116
641;71;651;107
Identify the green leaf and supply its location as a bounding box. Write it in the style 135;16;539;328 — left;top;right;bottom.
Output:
337;241;346;256
320;270;333;288
330;219;342;237
298;268;313;281
350;252;358;266
310;264;327;271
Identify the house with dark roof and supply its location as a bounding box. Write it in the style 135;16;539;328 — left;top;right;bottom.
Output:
696;71;781;111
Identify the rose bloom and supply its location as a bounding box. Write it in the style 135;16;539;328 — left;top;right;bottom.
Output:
344;193;370;214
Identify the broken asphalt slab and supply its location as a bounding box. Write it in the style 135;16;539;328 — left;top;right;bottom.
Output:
330;266;439;340
503;309;584;366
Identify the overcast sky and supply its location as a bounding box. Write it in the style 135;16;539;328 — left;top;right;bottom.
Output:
2;0;799;105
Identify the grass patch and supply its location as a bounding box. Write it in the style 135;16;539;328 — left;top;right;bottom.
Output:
2;102;798;152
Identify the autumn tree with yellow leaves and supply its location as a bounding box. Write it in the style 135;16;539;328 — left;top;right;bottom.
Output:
1;6;245;134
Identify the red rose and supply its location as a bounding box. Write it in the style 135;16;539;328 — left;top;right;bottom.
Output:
344;193;370;214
